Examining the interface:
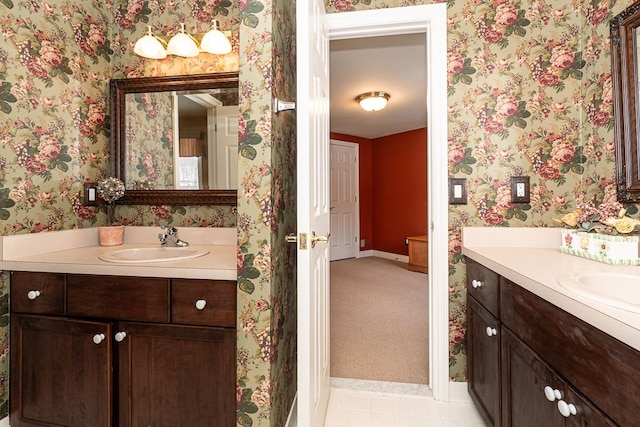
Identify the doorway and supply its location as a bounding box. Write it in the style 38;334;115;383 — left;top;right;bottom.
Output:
325;4;449;400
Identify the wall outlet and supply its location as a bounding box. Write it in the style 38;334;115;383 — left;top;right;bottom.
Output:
405;237;409;245
360;239;365;248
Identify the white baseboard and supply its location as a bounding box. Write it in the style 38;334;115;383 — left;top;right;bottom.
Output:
448;381;471;402
371;250;409;263
357;249;374;258
285;394;297;427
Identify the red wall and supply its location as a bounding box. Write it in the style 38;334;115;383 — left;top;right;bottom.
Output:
330;128;427;256
330;133;373;251
372;128;428;255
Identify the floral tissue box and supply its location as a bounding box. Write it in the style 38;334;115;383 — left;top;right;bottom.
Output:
559;230;640;266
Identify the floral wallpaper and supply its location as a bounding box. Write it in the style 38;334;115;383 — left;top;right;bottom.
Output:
124;91;174;190
326;0;640;381
236;0;298;425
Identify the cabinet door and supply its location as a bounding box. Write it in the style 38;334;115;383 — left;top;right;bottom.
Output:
10;314;111;427
564;387;617;427
501;327;564;427
468;297;501;426
117;322;235;427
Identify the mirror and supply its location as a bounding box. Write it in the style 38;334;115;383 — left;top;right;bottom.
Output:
110;72;238;205
612;4;640;202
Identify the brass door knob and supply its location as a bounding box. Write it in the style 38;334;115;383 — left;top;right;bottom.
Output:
311;231;330;248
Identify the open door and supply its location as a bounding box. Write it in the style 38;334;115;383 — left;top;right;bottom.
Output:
296;0;331;425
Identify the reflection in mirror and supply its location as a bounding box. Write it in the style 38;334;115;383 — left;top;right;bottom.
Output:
612;4;640;202
110;73;238;205
124;88;238;191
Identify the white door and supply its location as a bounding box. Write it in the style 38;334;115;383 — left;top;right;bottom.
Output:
297;0;331;425
330;141;358;261
210;105;239;190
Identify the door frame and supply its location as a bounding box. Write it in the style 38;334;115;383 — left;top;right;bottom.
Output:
329;139;360;261
326;3;449;400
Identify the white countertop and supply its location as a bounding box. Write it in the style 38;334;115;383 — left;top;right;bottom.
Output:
0;227;237;281
463;227;640;351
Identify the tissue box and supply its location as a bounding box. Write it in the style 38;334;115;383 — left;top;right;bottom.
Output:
559;230;640;265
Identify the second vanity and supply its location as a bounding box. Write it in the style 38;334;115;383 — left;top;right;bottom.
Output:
0;227;237;427
463;227;640;427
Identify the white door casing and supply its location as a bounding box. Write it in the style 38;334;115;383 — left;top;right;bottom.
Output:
296;0;331;425
326;4;449;400
329;141;359;261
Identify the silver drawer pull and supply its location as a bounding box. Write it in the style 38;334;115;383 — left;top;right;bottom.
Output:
195;299;207;310
27;290;41;300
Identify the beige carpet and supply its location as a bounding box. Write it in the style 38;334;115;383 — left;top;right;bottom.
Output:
330;256;429;384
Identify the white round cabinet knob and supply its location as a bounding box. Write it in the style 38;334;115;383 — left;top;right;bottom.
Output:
472;279;483;288
27;290;41;300
485;327;497;337
195;299;207;310
557;400;577;417
114;331;127;342
93;334;106;345
544;386;561;402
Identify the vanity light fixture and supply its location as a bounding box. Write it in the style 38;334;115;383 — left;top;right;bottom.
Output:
133;21;232;59
133;26;168;59
200;20;232;55
167;23;199;58
355;91;390;112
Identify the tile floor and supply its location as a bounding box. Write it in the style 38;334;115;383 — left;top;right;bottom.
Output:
324;379;489;427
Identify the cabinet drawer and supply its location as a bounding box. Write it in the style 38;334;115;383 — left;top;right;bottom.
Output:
171;279;236;327
466;258;499;316
67;275;170;322
11;271;65;315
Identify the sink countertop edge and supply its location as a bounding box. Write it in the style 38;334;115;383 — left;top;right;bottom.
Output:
463;240;640;353
0;242;237;281
0;227;236;261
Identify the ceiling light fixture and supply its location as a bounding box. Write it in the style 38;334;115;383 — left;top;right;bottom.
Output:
133;21;232;59
355;91;390;112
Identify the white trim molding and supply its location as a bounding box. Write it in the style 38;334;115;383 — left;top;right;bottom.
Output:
448;381;472;403
327;3;449;401
286;393;298;427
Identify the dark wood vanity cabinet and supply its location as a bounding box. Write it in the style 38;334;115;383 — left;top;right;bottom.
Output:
10;271;236;427
466;258;501;426
466;258;622;427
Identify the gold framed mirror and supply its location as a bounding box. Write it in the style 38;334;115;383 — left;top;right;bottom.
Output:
109;72;239;205
612;3;640;202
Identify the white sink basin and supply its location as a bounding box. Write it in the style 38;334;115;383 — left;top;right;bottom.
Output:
99;247;210;264
556;272;640;313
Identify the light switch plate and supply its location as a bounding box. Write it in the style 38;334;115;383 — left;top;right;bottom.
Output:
83;182;100;206
511;176;530;203
448;178;467;204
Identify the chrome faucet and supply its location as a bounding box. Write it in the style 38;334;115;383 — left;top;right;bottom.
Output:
158;226;189;247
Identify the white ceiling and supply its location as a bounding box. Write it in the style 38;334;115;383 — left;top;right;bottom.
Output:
329;33;427;139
